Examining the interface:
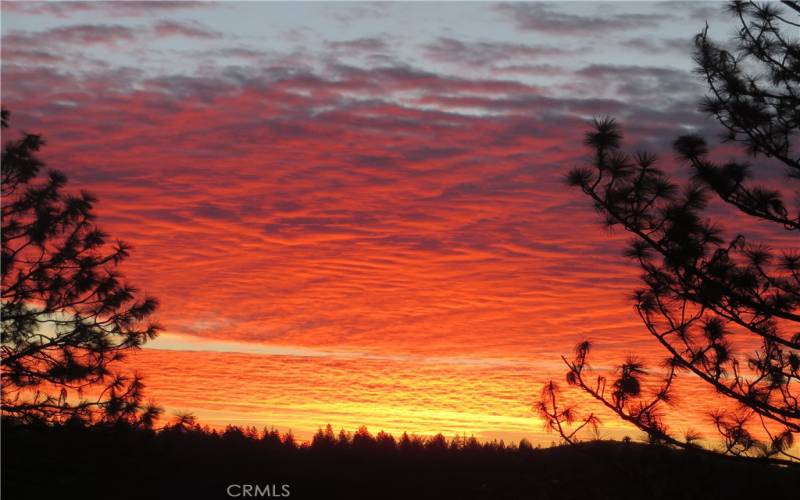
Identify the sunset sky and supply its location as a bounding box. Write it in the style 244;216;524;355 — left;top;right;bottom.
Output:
1;1;767;442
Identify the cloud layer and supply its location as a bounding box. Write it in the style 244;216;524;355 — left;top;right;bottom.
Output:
3;1;790;441
2;55;701;359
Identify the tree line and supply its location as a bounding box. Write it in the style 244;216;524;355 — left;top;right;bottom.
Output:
1;0;798;470
3;416;797;499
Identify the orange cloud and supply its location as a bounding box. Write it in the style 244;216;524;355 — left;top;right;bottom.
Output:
3;40;791;443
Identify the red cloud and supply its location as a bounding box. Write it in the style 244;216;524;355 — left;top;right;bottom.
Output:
4;40;788;444
2;1;212;18
0;61;724;359
152;20;221;39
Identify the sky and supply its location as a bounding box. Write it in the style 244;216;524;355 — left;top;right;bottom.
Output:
0;1;781;442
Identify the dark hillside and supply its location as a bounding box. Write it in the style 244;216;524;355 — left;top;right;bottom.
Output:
2;420;797;500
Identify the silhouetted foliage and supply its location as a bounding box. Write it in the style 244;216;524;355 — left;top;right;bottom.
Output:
536;379;600;445
1;110;161;426
544;1;799;464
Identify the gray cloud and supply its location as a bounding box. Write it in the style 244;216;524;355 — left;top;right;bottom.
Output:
329;37;389;54
494;2;670;35
424;37;569;66
620;36;693;55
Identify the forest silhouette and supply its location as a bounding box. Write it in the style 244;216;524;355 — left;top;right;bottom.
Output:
3;1;800;498
3;418;798;499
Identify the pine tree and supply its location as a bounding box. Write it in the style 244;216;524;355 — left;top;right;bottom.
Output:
1;110;162;426
542;1;799;463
